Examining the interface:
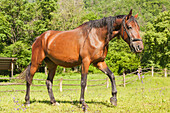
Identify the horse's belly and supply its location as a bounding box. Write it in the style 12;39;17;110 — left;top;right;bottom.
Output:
47;47;81;67
48;55;81;67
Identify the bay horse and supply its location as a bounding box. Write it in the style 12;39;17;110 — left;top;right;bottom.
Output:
21;9;143;110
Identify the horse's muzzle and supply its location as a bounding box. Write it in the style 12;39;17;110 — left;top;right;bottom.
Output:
131;42;144;53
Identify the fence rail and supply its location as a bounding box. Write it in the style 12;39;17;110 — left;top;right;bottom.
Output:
0;66;169;92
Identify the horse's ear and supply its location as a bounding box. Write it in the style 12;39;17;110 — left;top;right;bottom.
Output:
126;9;132;20
134;13;138;18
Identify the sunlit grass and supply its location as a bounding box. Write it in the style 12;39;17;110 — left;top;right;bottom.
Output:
0;73;170;113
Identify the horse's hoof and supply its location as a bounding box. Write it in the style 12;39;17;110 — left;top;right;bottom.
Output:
25;103;30;107
110;97;117;106
52;102;60;106
82;104;88;112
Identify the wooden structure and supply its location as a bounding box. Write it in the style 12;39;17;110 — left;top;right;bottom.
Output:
0;57;17;77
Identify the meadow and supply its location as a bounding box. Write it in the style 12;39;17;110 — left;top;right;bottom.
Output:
0;73;169;113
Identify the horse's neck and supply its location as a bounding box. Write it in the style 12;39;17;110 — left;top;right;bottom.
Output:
114;18;123;30
108;18;124;41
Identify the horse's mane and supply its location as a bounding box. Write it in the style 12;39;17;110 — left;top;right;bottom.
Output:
79;15;138;34
80;16;116;35
79;15;125;41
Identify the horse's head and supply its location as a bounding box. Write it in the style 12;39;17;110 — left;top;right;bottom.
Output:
120;9;143;53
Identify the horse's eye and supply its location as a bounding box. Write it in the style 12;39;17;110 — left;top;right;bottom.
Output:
127;26;132;29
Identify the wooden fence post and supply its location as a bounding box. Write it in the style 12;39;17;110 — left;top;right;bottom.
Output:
123;72;126;87
60;78;63;92
45;66;48;75
164;68;167;77
152;66;154;77
106;77;109;88
11;62;14;78
63;68;65;73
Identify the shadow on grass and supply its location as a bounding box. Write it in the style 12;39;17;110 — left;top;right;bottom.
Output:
30;99;115;108
0;79;9;82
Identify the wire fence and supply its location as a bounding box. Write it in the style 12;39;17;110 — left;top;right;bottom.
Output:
0;66;169;92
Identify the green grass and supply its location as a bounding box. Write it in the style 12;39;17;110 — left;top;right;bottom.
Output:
0;73;170;113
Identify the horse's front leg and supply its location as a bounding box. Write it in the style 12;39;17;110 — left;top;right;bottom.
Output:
80;58;90;111
94;61;117;106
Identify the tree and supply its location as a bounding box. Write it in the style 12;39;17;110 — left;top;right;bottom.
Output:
0;0;36;44
83;0;170;31
32;0;58;34
0;41;31;71
50;0;90;30
142;11;170;68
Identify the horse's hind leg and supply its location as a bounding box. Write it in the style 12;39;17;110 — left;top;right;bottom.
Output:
25;43;45;105
45;58;59;105
25;63;42;105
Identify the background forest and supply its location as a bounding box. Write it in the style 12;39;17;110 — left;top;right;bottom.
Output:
0;0;169;74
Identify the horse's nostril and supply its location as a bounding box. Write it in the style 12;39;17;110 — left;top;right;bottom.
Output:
138;45;140;49
137;45;141;50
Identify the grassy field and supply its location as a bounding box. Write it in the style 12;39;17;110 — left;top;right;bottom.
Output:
0;73;170;113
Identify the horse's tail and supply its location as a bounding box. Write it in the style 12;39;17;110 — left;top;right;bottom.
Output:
17;63;31;84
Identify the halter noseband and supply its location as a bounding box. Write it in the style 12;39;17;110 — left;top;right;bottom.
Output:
122;16;142;50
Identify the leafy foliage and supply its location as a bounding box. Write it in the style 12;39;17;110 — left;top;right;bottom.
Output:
142;11;170;68
0;0;169;73
0;0;35;44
